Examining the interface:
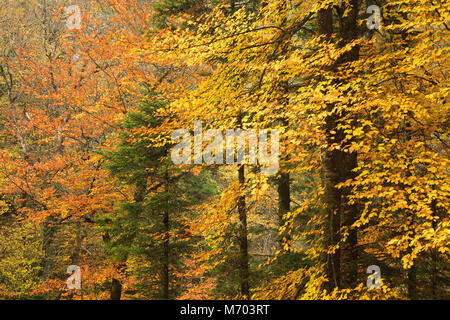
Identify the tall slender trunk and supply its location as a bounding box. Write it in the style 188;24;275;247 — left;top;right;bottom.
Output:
407;262;418;299
162;169;170;299
277;172;291;248
341;150;358;288
401;116;418;300
238;163;250;298
318;0;361;291
66;221;84;300
236;112;250;299
276;92;291;250
406;191;417;299
41;218;57;281
338;0;360;288
430;199;438;299
318;5;341;292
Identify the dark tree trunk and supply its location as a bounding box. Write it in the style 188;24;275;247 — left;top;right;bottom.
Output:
41;218;57;281
321;122;343;291
430;199;438;299
277;172;291;248
406;189;418;300
238;163;250;298
318;0;361;292
162;170;170;299
406;207;417;299
318;4;341;292
338;0;360;289
341;151;358;288
407;264;418;299
233;111;250;299
111;278;122;300
162;206;170;299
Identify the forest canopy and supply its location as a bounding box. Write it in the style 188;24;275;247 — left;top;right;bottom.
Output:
0;0;448;300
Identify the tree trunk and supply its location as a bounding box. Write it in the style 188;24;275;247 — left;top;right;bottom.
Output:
109;174;148;300
41;218;57;281
318;0;361;292
341;151;358;288
111;278;122;300
162;169;170;299
238;163;250;298
318;4;341;292
407;264;418;299
430;199;438;299
338;0;360;289
277;172;291;249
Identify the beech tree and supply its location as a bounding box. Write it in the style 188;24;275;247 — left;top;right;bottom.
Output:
0;0;447;300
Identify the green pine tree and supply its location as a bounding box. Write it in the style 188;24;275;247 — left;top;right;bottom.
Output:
100;89;218;299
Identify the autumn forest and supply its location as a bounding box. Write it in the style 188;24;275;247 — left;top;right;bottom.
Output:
0;0;448;300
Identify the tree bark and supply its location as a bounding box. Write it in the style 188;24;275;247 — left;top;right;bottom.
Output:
277;172;291;249
430;199;438;299
238;163;250;298
318;4;341;292
338;0;360;289
41;218;57;281
162;169;170;299
318;0;361;292
111;278;122;300
407;263;418;299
